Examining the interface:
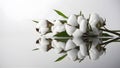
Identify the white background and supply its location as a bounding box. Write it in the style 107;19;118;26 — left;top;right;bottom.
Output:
0;0;120;68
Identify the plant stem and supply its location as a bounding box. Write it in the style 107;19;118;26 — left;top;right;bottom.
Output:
100;37;120;45
100;28;120;36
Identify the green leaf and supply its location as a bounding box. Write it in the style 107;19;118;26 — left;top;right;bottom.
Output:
32;48;39;51
54;9;68;19
55;54;67;62
32;20;39;23
102;33;112;37
55;31;70;37
55;39;68;43
60;20;67;24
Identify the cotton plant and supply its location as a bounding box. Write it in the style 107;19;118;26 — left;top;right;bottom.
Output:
33;9;120;62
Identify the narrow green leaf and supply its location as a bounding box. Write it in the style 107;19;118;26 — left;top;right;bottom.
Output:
102;33;112;37
32;20;39;23
60;20;67;24
55;54;67;62
55;39;68;42
55;31;70;37
54;9;68;19
32;48;39;51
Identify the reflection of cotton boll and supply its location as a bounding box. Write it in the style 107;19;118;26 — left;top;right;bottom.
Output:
67;49;79;61
78;50;85;59
65;24;76;36
91;38;100;48
51;40;63;54
72;37;84;46
89;48;100;60
40;27;49;35
77;16;85;25
79;43;88;56
51;40;57;48
72;29;83;37
56;41;66;50
40;37;49;46
40;37;49;52
51;40;65;50
80;19;87;33
53;47;63;54
67;14;78;26
99;49;105;56
65;39;76;51
40;44;48;52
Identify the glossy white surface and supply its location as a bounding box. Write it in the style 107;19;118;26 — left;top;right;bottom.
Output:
0;0;120;68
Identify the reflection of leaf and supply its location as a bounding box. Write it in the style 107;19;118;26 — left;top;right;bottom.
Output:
32;48;39;51
32;20;39;23
102;33;112;37
102;38;111;41
54;9;68;19
55;31;70;37
55;54;67;62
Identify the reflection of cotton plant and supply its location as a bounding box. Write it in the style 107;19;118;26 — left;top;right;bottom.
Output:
33;9;120;62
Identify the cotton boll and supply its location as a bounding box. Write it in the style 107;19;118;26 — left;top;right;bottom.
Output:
80;19;87;33
65;39;76;51
89;13;100;27
55;24;65;32
45;32;54;38
65;24;76;36
54;20;63;26
39;20;48;28
67;49;79;61
51;26;57;35
89;48;100;60
89;13;105;28
77;16;85;25
91;26;100;35
51;21;65;35
72;29;83;37
40;27;49;35
78;50;85;59
36;23;41;29
67;14;78;26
